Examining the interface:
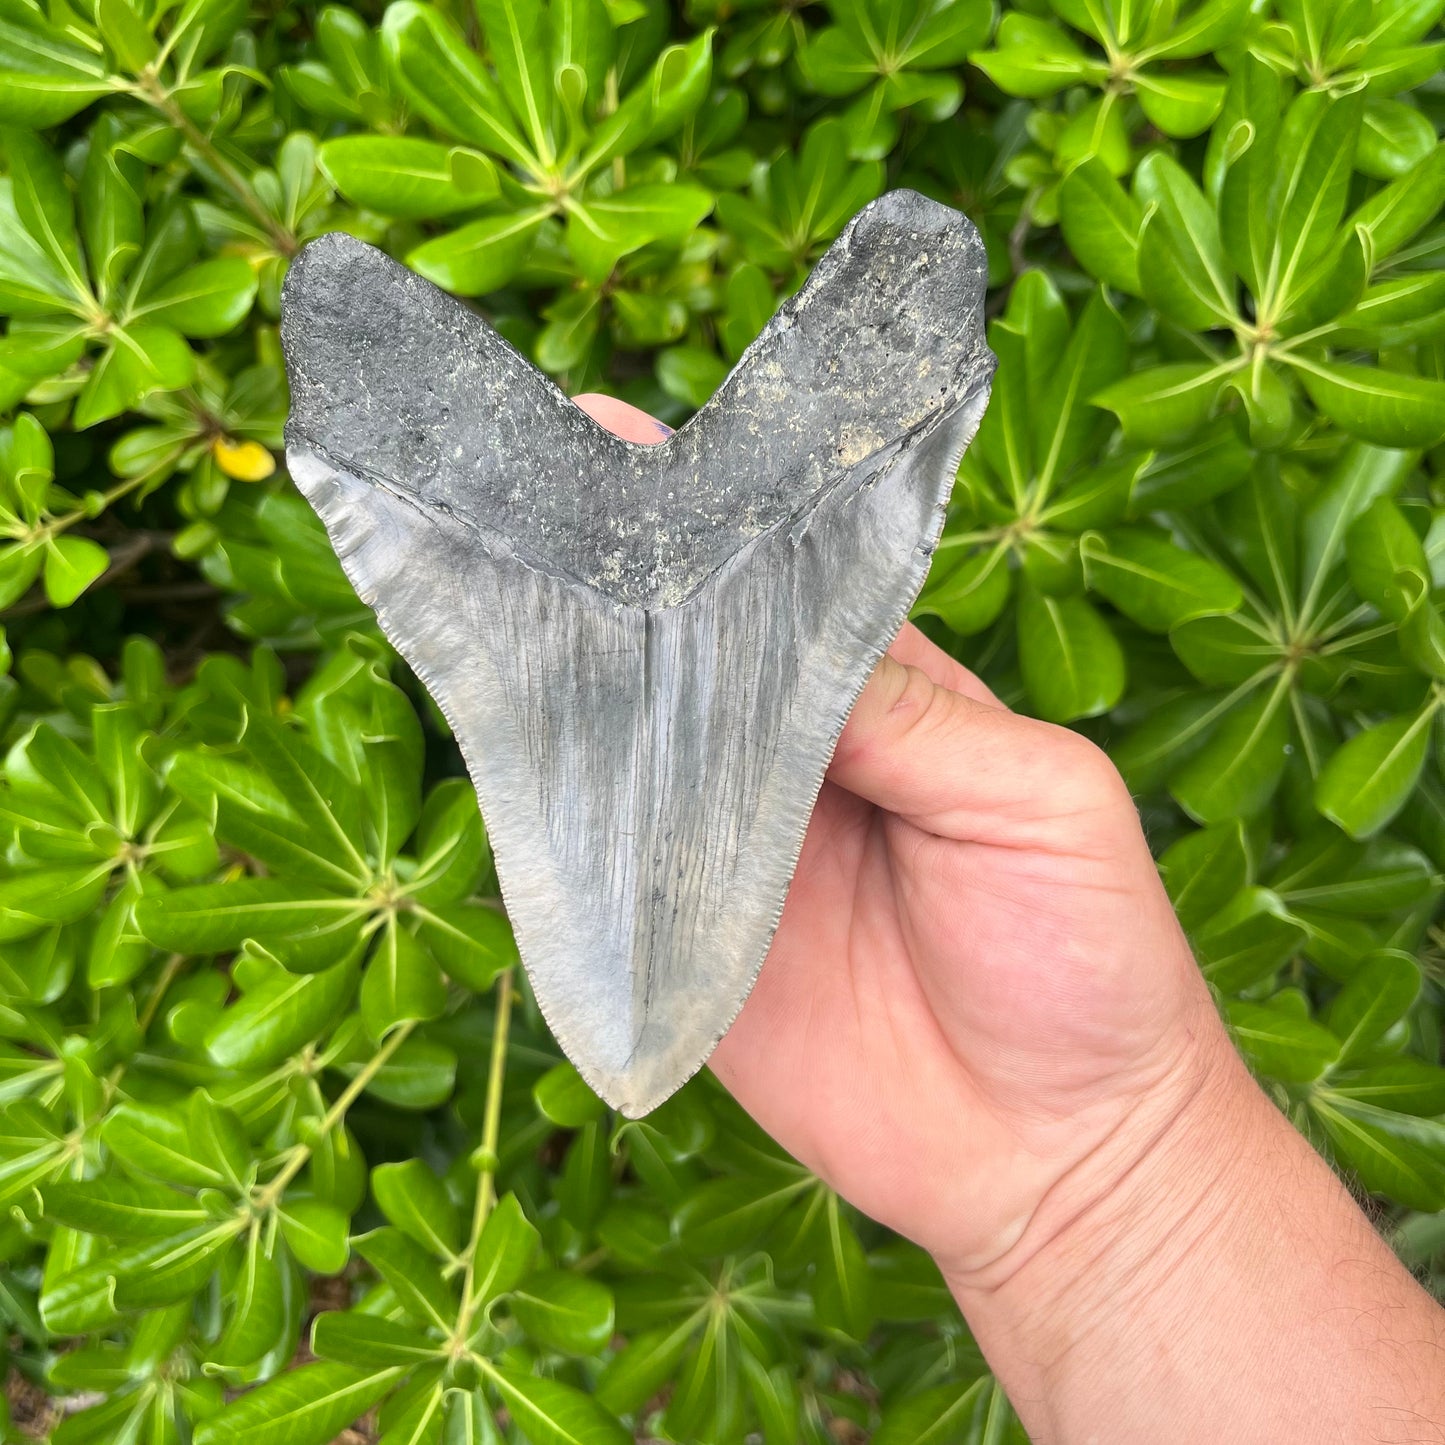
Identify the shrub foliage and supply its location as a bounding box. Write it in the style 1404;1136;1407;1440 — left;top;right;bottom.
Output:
1;0;1444;1440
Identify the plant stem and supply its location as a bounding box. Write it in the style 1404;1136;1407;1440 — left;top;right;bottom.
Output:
252;1020;416;1211
138;954;185;1032
134;74;298;257
460;968;515;1309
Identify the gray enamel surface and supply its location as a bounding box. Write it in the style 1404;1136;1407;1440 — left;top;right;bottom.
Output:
280;190;995;1116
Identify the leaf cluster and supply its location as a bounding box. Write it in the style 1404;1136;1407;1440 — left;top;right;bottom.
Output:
1;0;1444;1440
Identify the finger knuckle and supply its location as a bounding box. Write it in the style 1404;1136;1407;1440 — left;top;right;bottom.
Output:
1033;724;1131;813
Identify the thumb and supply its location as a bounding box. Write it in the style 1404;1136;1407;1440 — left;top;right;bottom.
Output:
829;654;1139;852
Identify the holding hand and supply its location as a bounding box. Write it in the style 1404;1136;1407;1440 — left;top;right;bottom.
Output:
576;393;1445;1445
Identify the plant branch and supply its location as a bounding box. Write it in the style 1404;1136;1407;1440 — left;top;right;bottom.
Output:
252;1020;416;1211
460;968;515;1310
133;74;298;257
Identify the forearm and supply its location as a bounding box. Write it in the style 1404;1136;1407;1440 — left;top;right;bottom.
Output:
944;1027;1445;1444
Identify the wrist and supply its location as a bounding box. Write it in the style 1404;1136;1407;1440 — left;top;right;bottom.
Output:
940;1008;1267;1402
939;995;1246;1292
936;1008;1445;1443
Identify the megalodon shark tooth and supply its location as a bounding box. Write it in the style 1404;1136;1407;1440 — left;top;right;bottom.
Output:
279;189;995;1117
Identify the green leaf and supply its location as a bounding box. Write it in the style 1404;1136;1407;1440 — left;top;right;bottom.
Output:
1262;90;1362;313
0;866;109;942
278;1197;350;1275
407;206;551;296
1171;683;1290;823
0;19;114;126
1058;157;1142;293
796;28;876;99
1034;288;1129;493
407;779;485;907
1277;225;1369;337
1160;820;1250;933
1348;144;1445;260
318;137;498;219
42;535;108;607
362;1036;457;1109
101;1102;229;1191
135;879;359;955
741;1355;800;1445
45;1223;238;1328
1195;887;1305;991
203;956;359;1070
473;0;553;160
565;184;714;285
596;1322;695;1415
1301;441;1416;595
412;903;518;991
1134;151;1236;328
312;1311;445;1368
674;1174;808;1256
1311;1095;1445;1211
380;1;532;168
1225;998;1339;1083
1327;950;1421;1066
579;31;714;170
1143;0;1251;58
372;1160;460;1259
482;1364;630;1445
41;1178;210;1237
214;1234;286;1367
657;344;729;409
1346;497;1429;622
1093;362;1232;446
1016;583;1125;723
193;1361;404;1445
1315;706;1435;839
1288;356;1445;448
914;544;1012;635
1134;71;1225;139
361;917;447;1040
2;126;84;289
468;1192;540;1309
510;1269;614;1354
166;731;368;891
1272;836;1434;918
1327;1060;1445;1117
814;1193;873;1339
0;541;42;610
969;15;1104;98
534;1062;606;1128
1335;271;1445;348
873;1379;991;1445
354;1227;457;1333
241;715;371;878
128;257;257;337
96;0;157;71
1357;98;1435;180
1082;527;1243;631
188;1090;251;1193
1170;613;1278;686
81;115;143;299
73;324;195;428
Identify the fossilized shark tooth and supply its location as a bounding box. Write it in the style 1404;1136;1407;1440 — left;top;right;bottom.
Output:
279;189;994;1116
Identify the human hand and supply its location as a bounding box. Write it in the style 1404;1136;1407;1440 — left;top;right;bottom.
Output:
574;391;1229;1277
575;393;1445;1442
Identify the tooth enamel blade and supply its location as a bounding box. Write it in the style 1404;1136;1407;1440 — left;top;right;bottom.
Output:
280;190;995;1116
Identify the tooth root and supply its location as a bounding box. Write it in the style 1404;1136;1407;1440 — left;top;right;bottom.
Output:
280;190;996;1115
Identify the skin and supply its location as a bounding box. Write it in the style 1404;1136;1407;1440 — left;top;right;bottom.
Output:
577;392;1445;1443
